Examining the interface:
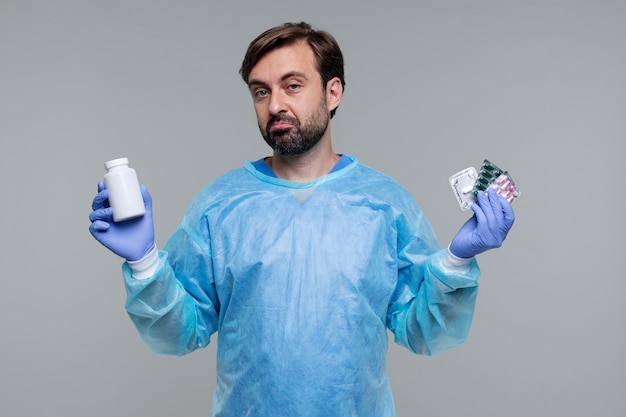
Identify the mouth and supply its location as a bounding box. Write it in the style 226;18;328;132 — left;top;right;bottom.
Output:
269;121;294;132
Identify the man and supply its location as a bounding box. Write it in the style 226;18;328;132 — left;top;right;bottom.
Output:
89;22;515;417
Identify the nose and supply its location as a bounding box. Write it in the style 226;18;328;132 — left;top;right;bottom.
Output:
268;90;287;115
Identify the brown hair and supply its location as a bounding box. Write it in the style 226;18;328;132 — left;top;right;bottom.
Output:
239;22;345;118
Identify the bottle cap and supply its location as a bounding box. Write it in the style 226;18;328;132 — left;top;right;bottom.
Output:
104;157;130;170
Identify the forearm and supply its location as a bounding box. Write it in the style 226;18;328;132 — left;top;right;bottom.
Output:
122;253;201;355
392;249;480;355
122;245;217;356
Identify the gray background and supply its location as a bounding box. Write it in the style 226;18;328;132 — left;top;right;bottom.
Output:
1;1;624;416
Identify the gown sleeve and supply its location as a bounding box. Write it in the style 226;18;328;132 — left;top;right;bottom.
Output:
121;202;220;356
386;208;480;356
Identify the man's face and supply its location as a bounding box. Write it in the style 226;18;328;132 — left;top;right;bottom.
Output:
247;41;333;156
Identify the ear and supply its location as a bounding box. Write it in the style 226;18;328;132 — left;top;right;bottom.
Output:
325;77;343;113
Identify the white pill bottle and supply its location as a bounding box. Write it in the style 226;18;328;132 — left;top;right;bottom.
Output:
103;157;146;222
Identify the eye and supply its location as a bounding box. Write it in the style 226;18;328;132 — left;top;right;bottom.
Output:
287;84;301;92
254;89;269;98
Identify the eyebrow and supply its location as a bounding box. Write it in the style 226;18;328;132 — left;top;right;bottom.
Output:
248;71;309;89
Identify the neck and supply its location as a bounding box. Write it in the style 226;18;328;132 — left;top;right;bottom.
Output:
267;137;340;182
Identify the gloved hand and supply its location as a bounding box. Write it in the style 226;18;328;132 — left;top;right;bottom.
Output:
89;181;156;261
449;189;515;259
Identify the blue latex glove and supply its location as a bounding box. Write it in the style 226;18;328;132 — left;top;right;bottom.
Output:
89;181;156;261
449;189;515;259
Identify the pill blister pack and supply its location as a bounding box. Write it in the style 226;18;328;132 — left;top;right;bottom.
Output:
449;159;520;210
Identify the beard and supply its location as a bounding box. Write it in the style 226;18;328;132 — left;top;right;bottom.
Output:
260;98;330;156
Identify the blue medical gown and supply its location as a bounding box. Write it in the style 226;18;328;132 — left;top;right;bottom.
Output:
122;156;480;417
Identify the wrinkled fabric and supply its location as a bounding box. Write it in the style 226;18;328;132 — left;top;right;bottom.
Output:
122;156;480;417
